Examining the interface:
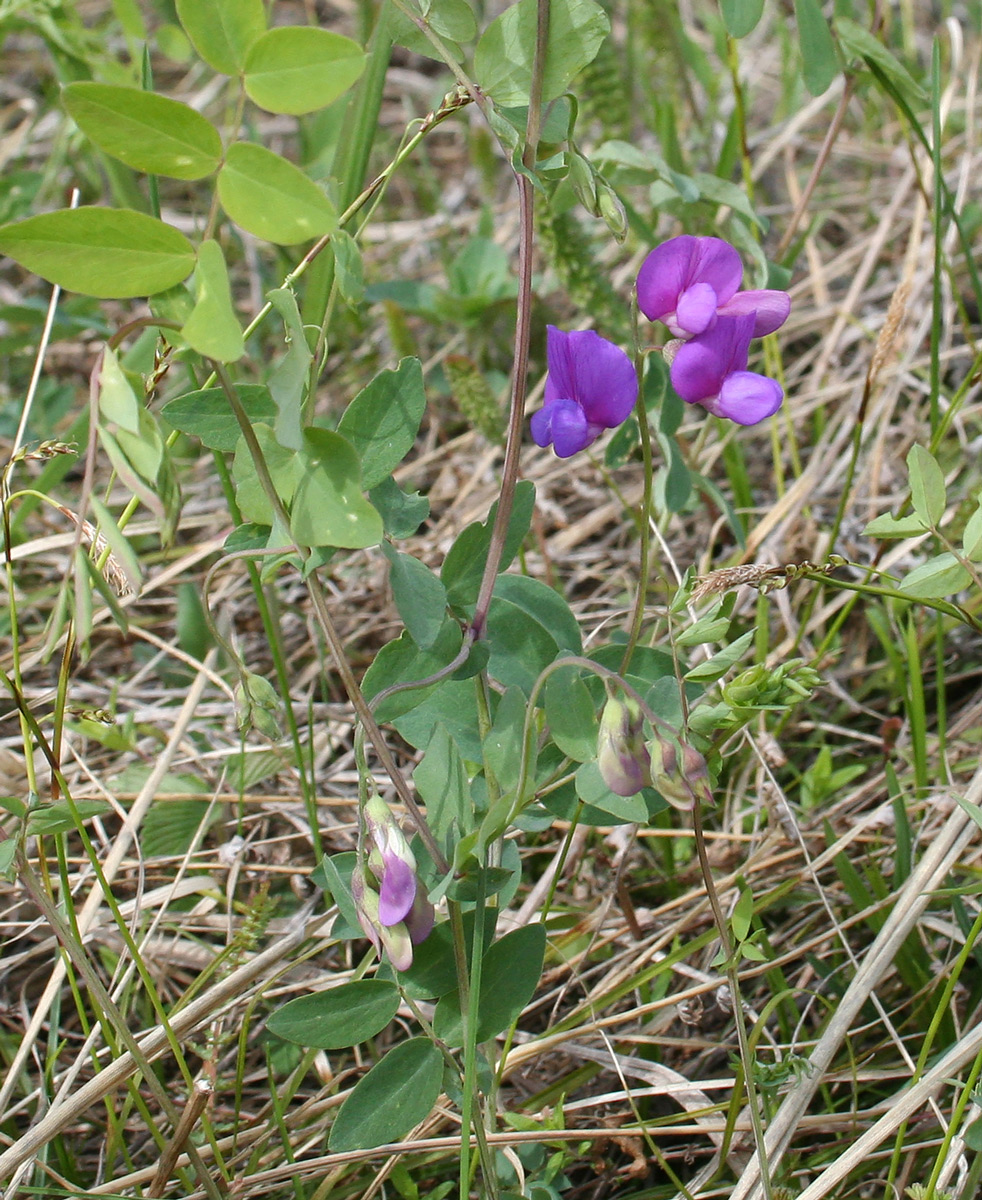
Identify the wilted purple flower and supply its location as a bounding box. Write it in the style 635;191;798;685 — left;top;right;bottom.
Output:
637;235;790;340
531;326;638;458
355;795;434;970
597;695;651;796
669;313;783;425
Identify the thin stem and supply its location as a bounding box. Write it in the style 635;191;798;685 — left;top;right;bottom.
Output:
691;804;773;1200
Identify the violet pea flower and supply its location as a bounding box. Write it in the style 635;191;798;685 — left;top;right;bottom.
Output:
531;326;638;458
637;235;790;340
669;313;783;425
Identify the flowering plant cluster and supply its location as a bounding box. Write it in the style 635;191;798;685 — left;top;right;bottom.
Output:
532;234;791;456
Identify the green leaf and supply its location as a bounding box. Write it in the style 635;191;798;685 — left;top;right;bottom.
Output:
474;0;609;105
544;669;597;762
267;980;400;1049
835;17;928;102
898;552;973;599
863;512;930;538
493;575;582;654
291;428;383;549
963;501;982;560
412;723;472;844
142;800;218;857
98;346;140;433
181;239;243;362
232;422;305;525
27;799;111;835
337;358;427;490
391;0;476;60
244;27;366;115
328;1038;443;1151
907;444;946;528
794;0;838;95
731;884;755;943
0;207;195;298
332;228;365;306
162;384;276;451
684;631;754;682
362;620;464;722
433;924;545;1046
218;142;337;245
370;476;430;538
176;0;265;74
441;480;535;609
381;543;447;650
266;287;313;453
719;0;764;37
574;760;648;823
63;83;222;180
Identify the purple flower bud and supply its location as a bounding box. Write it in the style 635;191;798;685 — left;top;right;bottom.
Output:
647;733;715;811
637;235;790;340
670;313;783;425
364;794;418;926
355;795;434;970
597;695;651;797
531;326;638;458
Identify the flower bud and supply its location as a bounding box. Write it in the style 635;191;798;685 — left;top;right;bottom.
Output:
597;695;651;796
364;794;418;926
647;733;714;810
597;182;628;242
351;865;415;973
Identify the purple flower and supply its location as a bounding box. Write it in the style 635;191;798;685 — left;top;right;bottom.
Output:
531;326;638;458
356;795;434;970
669;313;783;425
637;235;790;340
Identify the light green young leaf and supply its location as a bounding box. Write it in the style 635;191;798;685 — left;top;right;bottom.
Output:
98;346;141;433
719;0;764;37
684;631;754;683
217;142;337;245
474;0;609;105
794;0;838;95
731;885;755;944
181;239;243;362
62;83;222;180
176;0;265;74
328;1039;443;1151
898;552;973;600
244;27;366;115
231;422;304;525
863;512;929;539
266;287;312;452
835;17;928;102
963;501;982;561
0;207;195;298
290;428;383;550
331;229;364;306
906;444;946;527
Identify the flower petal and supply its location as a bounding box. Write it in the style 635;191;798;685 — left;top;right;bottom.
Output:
561;329;638;428
531;398;592;457
715;370;784;424
637;235;701;323
405;889;435;945
719;289;791;336
670;313;753;403
675;281;719;336
690;238;743;304
544;325;575;403
378;854;417;926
